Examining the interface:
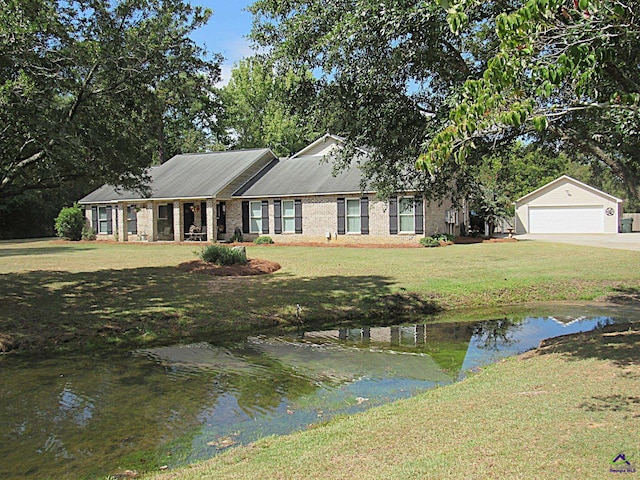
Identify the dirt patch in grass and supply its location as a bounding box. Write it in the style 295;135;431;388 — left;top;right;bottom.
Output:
176;258;281;276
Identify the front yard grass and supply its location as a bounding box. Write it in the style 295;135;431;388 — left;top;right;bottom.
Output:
0;238;639;354
2;239;639;479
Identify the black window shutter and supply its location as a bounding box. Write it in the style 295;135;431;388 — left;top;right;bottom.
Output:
242;201;249;234
106;206;113;234
91;206;98;232
414;197;424;234
261;200;269;234
337;198;345;235
129;206;137;234
294;199;303;234
274;200;282;234
360;197;369;235
389;196;398;234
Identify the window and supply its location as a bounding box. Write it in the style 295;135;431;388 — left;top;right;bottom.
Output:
127;205;138;234
282;200;295;233
158;205;168;220
98;206;111;234
249;201;262;233
346;199;361;233
399;197;415;233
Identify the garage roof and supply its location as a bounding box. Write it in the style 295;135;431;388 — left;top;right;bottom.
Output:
515;175;623;204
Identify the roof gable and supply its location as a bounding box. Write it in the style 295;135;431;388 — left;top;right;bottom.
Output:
515;175;623;205
79;148;276;203
290;134;344;159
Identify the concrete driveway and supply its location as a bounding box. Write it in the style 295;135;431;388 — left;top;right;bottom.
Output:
515;233;640;251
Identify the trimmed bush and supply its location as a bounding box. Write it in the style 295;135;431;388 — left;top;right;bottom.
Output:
54;204;85;241
420;236;441;248
199;244;247;266
431;233;455;243
254;236;274;245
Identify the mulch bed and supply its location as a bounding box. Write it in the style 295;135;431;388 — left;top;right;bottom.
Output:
177;258;281;276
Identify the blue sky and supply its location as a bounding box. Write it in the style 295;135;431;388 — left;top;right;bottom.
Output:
188;1;257;85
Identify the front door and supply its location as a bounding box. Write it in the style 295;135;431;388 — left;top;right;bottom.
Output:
216;202;226;237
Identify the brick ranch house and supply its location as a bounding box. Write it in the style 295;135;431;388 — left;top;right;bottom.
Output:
79;135;464;244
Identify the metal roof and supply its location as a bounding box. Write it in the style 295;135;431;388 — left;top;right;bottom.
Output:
79;149;275;203
234;155;370;197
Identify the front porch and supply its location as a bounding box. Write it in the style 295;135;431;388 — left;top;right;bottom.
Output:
101;199;230;242
151;199;228;243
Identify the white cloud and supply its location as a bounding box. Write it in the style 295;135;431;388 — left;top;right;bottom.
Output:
216;38;256;87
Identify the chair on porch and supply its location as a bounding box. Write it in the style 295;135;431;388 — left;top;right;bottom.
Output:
186;224;206;241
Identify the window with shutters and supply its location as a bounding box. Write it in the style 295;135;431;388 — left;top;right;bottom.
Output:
398;197;415;233
346;199;361;233
282;200;295;233
249;201;262;233
98;207;110;234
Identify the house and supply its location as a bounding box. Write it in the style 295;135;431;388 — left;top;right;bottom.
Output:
514;175;623;234
79;135;462;244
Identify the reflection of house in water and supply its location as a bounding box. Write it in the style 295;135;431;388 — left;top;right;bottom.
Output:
304;323;475;377
336;325;427;346
549;316;586;327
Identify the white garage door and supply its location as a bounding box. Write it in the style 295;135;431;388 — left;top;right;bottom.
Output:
529;206;604;233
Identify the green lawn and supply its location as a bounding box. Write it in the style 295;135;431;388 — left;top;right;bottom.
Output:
1;238;639;354
1;238;639;480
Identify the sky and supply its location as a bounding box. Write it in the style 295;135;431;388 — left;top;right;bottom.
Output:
188;1;257;85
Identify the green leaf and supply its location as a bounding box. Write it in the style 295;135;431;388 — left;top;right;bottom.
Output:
531;116;548;131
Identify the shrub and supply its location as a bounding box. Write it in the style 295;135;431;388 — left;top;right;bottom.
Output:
54;204;85;241
81;224;96;241
431;233;455;243
254;236;274;245
199;244;247;266
420;236;440;248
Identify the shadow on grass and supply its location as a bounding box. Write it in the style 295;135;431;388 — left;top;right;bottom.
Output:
0;245;97;257
604;285;640;304
0;267;439;354
535;321;640;368
579;394;640;412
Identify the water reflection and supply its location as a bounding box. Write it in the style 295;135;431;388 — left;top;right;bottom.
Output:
0;308;627;479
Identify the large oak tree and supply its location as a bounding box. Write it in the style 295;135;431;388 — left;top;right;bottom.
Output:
249;0;639;204
423;0;640;200
0;0;222;203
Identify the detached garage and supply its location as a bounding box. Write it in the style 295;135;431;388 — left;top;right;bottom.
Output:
515;176;623;234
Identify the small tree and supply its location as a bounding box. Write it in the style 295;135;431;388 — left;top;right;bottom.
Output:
54;204;85;241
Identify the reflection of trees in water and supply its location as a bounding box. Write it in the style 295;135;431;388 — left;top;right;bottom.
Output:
224;345;319;417
472;318;522;350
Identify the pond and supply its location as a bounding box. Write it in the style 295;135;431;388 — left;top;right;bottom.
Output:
0;303;636;479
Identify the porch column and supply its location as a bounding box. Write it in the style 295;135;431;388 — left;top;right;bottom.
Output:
111;205;119;240
147;202;156;242
117;202;127;242
173;202;183;242
206;199;215;242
